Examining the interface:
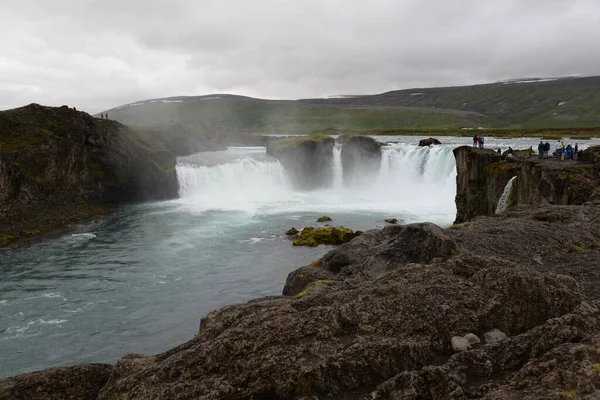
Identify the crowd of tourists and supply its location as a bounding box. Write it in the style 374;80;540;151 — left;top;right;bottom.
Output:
538;140;579;160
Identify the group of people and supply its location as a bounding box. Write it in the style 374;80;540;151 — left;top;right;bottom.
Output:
99;113;109;119
472;135;485;148
538;140;578;160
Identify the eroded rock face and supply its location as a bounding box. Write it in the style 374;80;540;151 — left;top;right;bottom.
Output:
266;135;335;190
340;135;383;185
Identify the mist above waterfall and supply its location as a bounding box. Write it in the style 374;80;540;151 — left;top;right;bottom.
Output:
175;142;457;224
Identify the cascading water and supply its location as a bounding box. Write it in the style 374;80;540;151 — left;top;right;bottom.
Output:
332;145;343;188
175;143;457;222
495;176;517;214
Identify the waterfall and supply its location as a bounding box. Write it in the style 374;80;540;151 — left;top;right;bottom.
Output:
175;144;457;217
495;176;517;214
332;145;343;188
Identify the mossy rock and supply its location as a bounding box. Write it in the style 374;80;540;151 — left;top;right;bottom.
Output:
384;218;398;224
316;216;332;223
285;227;299;236
292;226;360;247
296;280;329;297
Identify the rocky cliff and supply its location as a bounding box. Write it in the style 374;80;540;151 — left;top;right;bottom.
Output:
266;134;334;190
339;135;383;185
3;205;600;399
0;104;179;246
454;145;600;223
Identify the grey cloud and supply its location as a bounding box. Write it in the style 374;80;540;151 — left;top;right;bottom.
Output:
0;0;599;113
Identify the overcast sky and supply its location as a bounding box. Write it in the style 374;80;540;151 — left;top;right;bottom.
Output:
1;0;599;113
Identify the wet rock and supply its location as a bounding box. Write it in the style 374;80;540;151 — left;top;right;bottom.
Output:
285;227;299;236
418;137;442;146
384;218;398;224
316;216;332;222
0;363;112;400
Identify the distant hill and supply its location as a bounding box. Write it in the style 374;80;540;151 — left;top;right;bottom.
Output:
101;76;600;131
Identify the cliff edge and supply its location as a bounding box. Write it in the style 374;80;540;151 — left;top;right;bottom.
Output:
0;104;179;246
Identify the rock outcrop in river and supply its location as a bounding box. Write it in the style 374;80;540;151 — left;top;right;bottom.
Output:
266;134;335;190
0;104;179;246
340;135;383;185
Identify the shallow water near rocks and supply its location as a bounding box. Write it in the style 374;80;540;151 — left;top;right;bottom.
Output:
1;135;598;377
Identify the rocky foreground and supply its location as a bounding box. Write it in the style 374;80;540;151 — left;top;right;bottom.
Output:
2;204;600;399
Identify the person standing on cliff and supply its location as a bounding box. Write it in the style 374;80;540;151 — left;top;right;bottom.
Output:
473;135;478;147
479;136;485;149
544;141;550;158
538;141;544;159
574;143;579;160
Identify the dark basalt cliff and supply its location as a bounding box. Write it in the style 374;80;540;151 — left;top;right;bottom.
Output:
454;145;600;223
0;104;179;246
266;134;335;190
339;135;383;185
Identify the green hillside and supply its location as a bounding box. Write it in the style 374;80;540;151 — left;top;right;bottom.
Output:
101;76;600;131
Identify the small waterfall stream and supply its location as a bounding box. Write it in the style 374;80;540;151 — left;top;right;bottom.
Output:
495;176;517;214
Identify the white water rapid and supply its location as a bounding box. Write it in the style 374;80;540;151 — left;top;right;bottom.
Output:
495;176;517;214
175;143;458;224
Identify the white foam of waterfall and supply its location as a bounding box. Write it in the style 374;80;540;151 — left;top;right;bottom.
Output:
175;144;457;222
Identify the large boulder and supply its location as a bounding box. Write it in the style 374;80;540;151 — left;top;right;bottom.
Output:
284;222;457;295
340;135;383;185
266;135;335;190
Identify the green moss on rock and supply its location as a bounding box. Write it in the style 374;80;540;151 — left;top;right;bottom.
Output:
296;280;329;297
292;226;360;247
316;216;332;222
